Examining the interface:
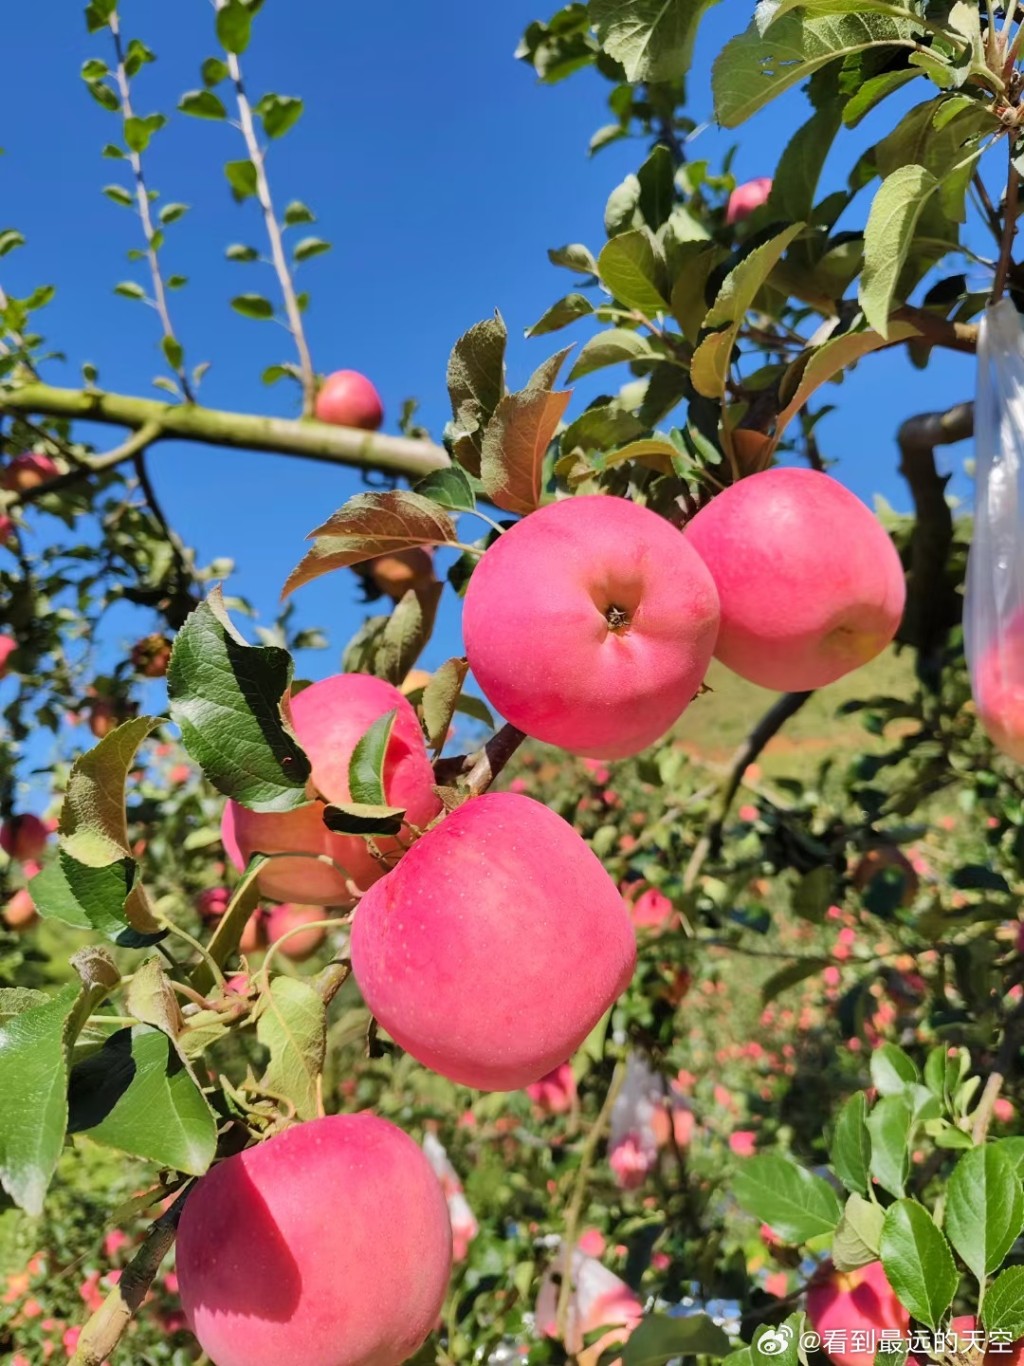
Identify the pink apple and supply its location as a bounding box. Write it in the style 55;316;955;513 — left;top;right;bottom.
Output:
726;177;773;225
463;496;720;759
350;791;636;1090
314;371;384;430
2;888;37;930
806;1260;909;1366
684;469;905;691
265;903;327;961
177;1113;452;1366
0;515;15;548
2;451;59;492
525;1062;577;1114
0;813;49;862
629;886;677;931
195;886;231;921
0;635;16;678
222;674;441;906
972;609;1024;761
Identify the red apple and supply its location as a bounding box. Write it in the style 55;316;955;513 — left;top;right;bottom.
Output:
351;791;636;1090
806;1260;909;1366
2;888;37;931
2;451;59;492
971;609;1024;762
222;673;441;906
265;903;327;961
0;515;16;548
176;1113;452;1366
684;469;905;691
0;635;16;678
463;496;720;759
0;814;49;862
726;177;773;225
365;548;436;602
314;371;384;430
130;633;173;678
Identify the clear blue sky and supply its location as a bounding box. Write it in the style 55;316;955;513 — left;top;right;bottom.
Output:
2;3;988;690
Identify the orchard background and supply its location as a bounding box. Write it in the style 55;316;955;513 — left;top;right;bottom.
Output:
2;2;1024;1366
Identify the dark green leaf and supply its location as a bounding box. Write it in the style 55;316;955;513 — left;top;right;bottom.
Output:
732;1153;843;1243
179;89;228;119
622;1313;732;1366
831;1092;872;1196
231;293;275;319
216;0;253;54
257;93;304;138
945;1145;1024;1280
880;1199;958;1330
349;709;398;806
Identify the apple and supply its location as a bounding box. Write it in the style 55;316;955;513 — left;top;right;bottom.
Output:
314;371;384;431
684;469;905;691
2;888;37;931
195;886;230;921
463;496;720;759
726;177;773;225
525;1062;577;1115
851;846;918;907
0;635;17;678
0;515;16;547
806;1260;909;1366
130;633;173;678
365;547;436;602
351;791;636;1090
971;610;1024;762
176;1113;452;1366
265;903;327;961
85;696;121;739
0;813;49;862
222;673;441;906
628;886;677;932
2;451;59;492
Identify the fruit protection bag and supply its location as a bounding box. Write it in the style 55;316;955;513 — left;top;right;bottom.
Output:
965;299;1024;763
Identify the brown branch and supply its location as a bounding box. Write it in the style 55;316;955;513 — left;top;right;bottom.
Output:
682;690;813;892
992;156;1021;303
464;723;528;796
891;306;980;355
897;401;973;681
70;1185;191;1365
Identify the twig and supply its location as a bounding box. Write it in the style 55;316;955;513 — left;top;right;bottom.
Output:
218;3;317;416
974;171;1005;246
70;1185;191;1365
464;724;528;796
682;691;813;892
8;420;163;507
108;12;194;402
971;1000;1024;1145
991;156;1021;303
0;383;448;477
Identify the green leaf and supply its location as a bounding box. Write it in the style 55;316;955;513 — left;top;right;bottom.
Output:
0;985;79;1215
0;229;25;258
377;583;443;686
0;989;50;1025
216;0;253;53
879;1199;958;1330
831;1092;872;1195
104;184;134;207
447;312;507;422
761;958;832;1005
283;199;316;225
791;863;836;923
637;144;676;230
231;293;275;319
548;242;598;275
202;55;229;86
622;1312;732;1366
28;858;90;930
945;1145;1024;1280
871;1044;920;1096
713;11;921;127
162;335;184;372
859;163;940;336
421;657;471;753
86;78;120;111
226;243;259;261
867;1093;912;1197
292;235;331;262
590;0;723;83
68;1027;216;1175
732;1153;843;1244
284;491;458;598
525;292;594;338
167;588;312;812
159;202;190;224
597;230;668;314
54;854;165;949
192;859;266;996
568;327;656;381
480;387;571;515
758;0;926;27
125;958;183;1038
833;1192;886;1271
322;803;407;837
224;159;258;199
767;99;843;224
349;710;399;807
257;978;326;1122
257;93;304;138
844;68;923;127
61;716;160;865
178;89;228;119
414;465;477;513
982;1266;1024;1342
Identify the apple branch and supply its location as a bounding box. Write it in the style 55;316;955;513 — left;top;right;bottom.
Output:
218;2;317;417
108;11;195;402
0;382;449;478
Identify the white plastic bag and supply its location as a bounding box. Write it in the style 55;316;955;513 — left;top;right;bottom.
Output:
965;299;1024;763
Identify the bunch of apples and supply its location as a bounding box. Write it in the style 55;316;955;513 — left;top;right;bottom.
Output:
177;470;907;1366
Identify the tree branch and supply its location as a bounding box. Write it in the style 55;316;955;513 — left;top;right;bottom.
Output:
9;420;163;507
682;690;813;892
0;383;449;477
897;401;973;682
464;723;528;796
891;305;980;354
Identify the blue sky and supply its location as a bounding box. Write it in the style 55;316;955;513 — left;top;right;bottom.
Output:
1;3;990;696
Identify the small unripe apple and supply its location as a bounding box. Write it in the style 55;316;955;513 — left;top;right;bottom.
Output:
726;177;773;225
684;469;905;691
130;632;173;678
351;791;636;1090
2;888;37;931
2;451;60;492
806;1260;908;1366
365;548;436;602
463;495;720;759
265;903;326;961
0;814;49;863
314;371;384;430
176;1113;452;1366
222;673;441;906
0;635;17;678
